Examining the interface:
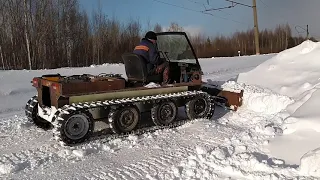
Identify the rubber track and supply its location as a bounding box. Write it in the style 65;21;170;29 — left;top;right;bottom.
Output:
52;90;216;146
25;95;53;130
25;95;37;123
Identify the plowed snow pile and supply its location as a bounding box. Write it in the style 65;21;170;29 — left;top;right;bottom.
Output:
173;81;302;180
237;40;320;177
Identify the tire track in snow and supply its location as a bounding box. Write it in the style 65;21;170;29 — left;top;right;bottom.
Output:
77;123;240;180
122;165;143;177
0;116;54;155
105;172;117;180
0;106;239;180
0;144;60;176
129;163;149;175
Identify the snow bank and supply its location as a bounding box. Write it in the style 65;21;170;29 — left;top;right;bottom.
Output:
237;40;320;172
237;40;320;133
171;79;302;179
282;89;320;134
299;147;320;177
237;40;320;98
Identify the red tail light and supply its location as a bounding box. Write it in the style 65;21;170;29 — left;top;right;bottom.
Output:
32;78;39;88
51;83;61;92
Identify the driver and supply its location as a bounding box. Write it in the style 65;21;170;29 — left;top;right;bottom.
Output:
133;31;170;85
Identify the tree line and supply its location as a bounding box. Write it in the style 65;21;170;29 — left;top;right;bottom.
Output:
189;23;316;58
0;0;315;70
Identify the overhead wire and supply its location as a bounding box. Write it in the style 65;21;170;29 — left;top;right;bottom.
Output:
186;0;235;16
186;0;235;17
185;0;206;6
225;0;252;8
258;0;268;8
150;0;250;25
151;0;203;13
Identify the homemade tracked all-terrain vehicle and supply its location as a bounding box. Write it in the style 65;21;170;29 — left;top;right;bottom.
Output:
25;32;243;145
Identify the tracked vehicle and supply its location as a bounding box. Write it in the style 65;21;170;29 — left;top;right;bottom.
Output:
25;32;243;145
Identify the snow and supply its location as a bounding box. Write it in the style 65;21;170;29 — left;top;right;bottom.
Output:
1;41;320;179
237;40;320;167
221;81;294;115
144;82;161;88
175;145;299;180
300;147;320;177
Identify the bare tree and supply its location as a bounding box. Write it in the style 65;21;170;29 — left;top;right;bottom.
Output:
153;23;162;33
167;22;184;32
23;0;32;70
0;0;6;69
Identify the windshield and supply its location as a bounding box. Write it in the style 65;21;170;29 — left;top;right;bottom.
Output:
156;34;197;64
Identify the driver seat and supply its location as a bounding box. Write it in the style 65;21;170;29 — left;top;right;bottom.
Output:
121;53;163;85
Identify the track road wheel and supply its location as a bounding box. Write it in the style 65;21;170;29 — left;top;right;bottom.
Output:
109;105;140;134
55;110;94;145
185;94;215;120
151;101;178;126
25;95;52;130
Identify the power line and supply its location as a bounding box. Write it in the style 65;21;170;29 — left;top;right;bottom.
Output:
151;0;200;13
258;0;268;8
186;0;236;17
225;0;252;8
151;0;260;54
192;0;261;55
150;0;250;25
295;25;309;39
203;11;247;24
208;0;259;54
185;0;214;14
186;0;235;11
185;0;206;7
203;4;235;12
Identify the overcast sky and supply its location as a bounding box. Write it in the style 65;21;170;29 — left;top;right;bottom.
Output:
78;0;320;39
255;0;320;39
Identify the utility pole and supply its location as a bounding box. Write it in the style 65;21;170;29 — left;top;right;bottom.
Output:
214;0;261;55
295;25;310;40
252;0;260;54
307;25;309;39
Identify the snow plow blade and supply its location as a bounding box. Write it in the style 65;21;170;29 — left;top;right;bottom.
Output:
200;83;243;111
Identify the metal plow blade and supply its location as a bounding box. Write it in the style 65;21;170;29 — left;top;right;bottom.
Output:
200;83;244;111
216;89;243;111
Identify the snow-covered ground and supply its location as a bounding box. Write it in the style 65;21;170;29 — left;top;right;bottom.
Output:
0;41;320;179
237;40;320;178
